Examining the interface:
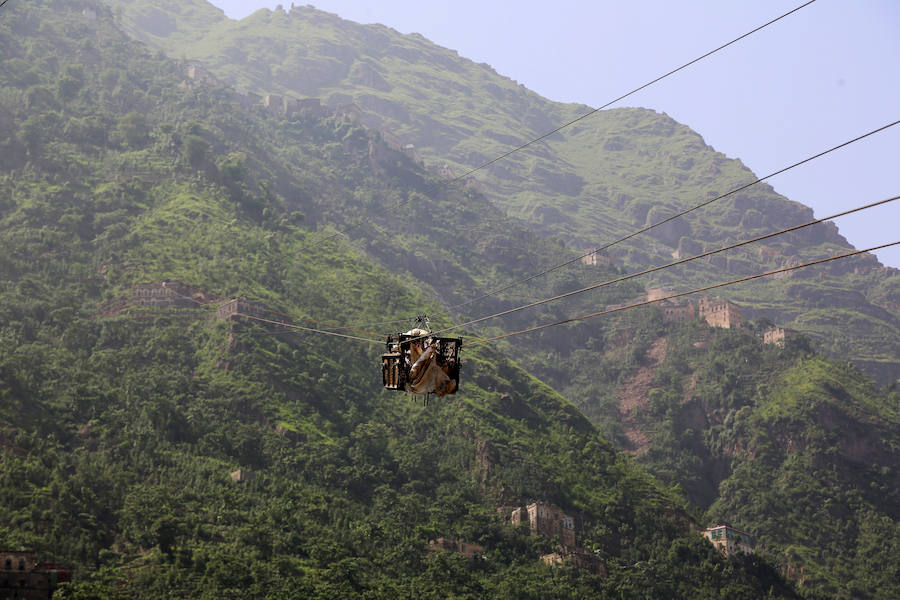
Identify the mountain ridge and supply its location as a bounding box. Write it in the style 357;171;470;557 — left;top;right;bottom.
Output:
100;0;900;385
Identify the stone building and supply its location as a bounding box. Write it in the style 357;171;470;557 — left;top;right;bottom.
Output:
284;97;300;117
1;551;70;599
216;298;269;322
510;502;576;548
581;248;614;267
703;524;753;557
698;297;744;329
241;91;263;109
661;300;695;323
229;469;253;483
264;94;284;115
541;547;606;576
763;327;798;346
381;131;403;152
298;98;328;118
429;163;456;180
646;288;676;302
427;538;484;560
334;103;362;124
133;281;198;308
508;502;606;576
186;64;215;85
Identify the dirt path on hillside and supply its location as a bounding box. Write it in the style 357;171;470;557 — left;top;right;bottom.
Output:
617;337;667;455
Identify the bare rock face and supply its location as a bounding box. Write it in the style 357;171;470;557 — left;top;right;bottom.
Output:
348;61;391;92
644;206;691;247
529;165;584;197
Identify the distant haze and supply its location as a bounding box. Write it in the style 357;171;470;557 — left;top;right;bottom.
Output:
210;0;900;268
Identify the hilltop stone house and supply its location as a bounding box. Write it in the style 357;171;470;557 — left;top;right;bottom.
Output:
264;94;284;116
511;502;576;547
581;248;615;267
186;64;215;85
508;502;605;574
703;524;753;557
334;103;362;124
646;288;676;302
298;98;328;118
229;469;253;483
763;327;798;346
541;547;607;575
427;538;484;560
698;297;744;329
661;300;695;323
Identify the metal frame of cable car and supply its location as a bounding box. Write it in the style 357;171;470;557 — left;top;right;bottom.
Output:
381;332;462;395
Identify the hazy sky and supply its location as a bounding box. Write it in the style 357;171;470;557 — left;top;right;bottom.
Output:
209;1;900;268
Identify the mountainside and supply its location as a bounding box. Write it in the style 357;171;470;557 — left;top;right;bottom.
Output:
0;1;809;598
102;0;900;385
86;3;900;598
559;314;900;599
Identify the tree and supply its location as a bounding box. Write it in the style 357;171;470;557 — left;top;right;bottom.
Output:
117;112;148;149
183;134;208;167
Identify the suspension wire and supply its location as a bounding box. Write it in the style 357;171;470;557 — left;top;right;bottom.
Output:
339;316;421;329
175;195;898;348
154;283;390;337
450;118;900;310
462;241;900;348
312;0;818;247
161;0;822;329
323;117;899;330
233;312;384;345
132;191;898;348
428;195;899;336
248;305;386;337
0;0;11;11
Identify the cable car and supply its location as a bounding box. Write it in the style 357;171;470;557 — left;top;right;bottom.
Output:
382;319;461;398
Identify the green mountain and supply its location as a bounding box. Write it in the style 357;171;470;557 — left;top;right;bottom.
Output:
556;314;900;599
0;1;806;598
101;0;900;386
95;2;900;598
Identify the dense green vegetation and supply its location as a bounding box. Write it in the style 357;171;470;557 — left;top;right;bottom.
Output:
0;1;812;598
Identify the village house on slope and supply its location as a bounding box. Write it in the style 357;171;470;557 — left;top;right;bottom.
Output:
509;502;605;575
703;524;753;557
1;551;70;599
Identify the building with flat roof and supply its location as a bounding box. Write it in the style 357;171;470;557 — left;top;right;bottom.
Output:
511;502;575;548
661;300;695;323
508;502;606;575
541;546;606;576
764;327;798;346
427;538;484;561
703;524;753;557
698;297;744;329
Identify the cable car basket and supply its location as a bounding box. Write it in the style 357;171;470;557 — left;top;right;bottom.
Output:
382;332;461;396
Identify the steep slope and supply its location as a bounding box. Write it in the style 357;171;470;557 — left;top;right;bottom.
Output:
0;1;801;598
560;312;900;599
102;0;900;385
